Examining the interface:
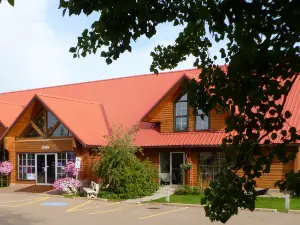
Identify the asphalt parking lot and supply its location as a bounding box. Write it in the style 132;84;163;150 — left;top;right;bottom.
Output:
1;193;300;225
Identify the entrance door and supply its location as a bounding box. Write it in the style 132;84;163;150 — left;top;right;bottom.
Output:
171;152;185;185
36;154;56;184
159;152;185;185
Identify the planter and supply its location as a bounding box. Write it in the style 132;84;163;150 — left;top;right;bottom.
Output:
0;175;9;187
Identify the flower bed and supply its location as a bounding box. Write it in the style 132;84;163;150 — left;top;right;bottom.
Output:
53;177;82;194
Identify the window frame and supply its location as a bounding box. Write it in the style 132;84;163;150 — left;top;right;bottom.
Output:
17;153;36;180
56;152;76;179
174;93;189;132
194;109;210;131
198;151;225;182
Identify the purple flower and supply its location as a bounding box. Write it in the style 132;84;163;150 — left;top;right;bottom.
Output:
0;161;13;175
64;161;79;177
53;177;82;193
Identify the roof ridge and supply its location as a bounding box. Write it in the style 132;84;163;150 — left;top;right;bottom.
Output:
0;101;25;107
37;94;102;105
0;68;201;96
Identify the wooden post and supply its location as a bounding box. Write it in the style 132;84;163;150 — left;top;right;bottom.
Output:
294;146;300;172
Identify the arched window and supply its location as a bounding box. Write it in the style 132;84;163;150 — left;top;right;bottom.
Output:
174;93;188;131
195;109;209;130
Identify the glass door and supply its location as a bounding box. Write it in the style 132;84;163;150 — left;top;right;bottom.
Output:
159;152;171;185
171;152;185;185
36;154;57;184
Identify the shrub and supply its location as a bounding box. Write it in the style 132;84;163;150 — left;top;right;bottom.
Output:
93;127;159;199
174;185;202;195
275;171;300;196
53;177;82;194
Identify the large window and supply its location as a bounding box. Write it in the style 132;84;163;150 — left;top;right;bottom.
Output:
175;93;188;131
57;152;76;178
48;112;71;137
198;152;224;181
195;109;209;130
18;153;36;180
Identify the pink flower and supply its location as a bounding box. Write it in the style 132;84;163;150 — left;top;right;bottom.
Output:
53;177;82;193
0;161;13;175
64;161;79;177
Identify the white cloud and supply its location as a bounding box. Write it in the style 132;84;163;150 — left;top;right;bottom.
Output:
0;1;225;93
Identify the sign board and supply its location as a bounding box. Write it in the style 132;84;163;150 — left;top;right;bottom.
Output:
41;146;49;150
27;173;36;180
75;157;81;169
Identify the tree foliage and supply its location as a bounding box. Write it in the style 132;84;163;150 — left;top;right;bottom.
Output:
94;127;159;199
2;0;300;222
0;0;14;6
59;0;300;222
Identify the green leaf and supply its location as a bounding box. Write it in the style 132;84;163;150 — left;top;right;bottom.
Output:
285;111;292;119
271;133;277;140
106;58;113;65
8;0;14;6
69;47;77;53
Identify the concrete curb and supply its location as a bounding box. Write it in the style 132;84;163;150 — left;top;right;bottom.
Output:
149;202;278;212
288;210;300;214
163;203;204;208
253;208;277;212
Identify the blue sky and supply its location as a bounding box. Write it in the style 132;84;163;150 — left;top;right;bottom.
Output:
0;0;225;93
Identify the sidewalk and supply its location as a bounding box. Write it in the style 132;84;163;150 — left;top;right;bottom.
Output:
125;186;175;203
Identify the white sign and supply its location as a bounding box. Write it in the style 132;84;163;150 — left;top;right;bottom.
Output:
41;146;49;150
75;157;81;169
27;173;36;180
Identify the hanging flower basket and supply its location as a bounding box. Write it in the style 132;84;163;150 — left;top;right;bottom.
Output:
0;161;13;187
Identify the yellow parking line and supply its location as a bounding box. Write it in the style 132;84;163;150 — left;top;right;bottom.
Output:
139;207;189;220
71;201;120;212
89;208;123;215
13;197;50;208
89;203;142;215
0;198;36;204
66;200;92;213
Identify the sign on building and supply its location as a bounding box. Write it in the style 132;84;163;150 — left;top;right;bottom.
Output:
75;157;81;169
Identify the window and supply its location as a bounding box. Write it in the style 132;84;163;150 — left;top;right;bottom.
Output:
18;154;35;180
57;152;76;178
175;93;188;131
47;111;71;137
199;152;224;181
195;109;209;130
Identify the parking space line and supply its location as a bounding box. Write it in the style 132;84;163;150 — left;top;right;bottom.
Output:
71;201;120;212
13;197;50;208
66;200;92;213
89;207;123;215
0;198;36;204
89;203;142;215
138;207;189;220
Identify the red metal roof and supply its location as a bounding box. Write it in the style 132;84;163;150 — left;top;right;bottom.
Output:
37;94;109;146
0;68;299;147
135;127;226;147
0;101;24;127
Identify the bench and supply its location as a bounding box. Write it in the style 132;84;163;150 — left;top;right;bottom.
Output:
83;181;100;199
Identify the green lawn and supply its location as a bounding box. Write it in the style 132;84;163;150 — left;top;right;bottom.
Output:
152;194;300;212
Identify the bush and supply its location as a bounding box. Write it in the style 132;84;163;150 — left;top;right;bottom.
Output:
174;185;202;195
275;171;300;196
93;127;159;199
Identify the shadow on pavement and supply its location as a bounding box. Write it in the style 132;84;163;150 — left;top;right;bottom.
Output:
0;209;40;225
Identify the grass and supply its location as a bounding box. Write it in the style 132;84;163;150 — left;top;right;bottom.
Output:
151;194;300;212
